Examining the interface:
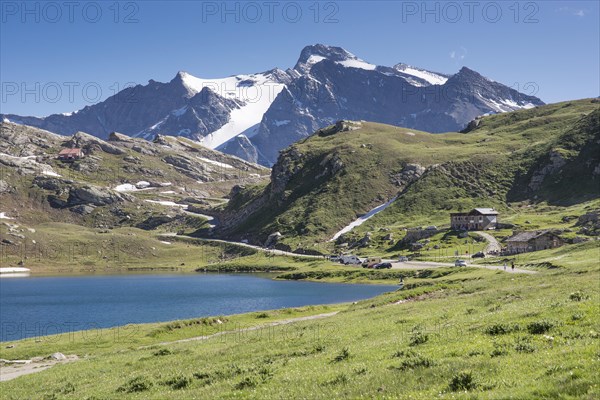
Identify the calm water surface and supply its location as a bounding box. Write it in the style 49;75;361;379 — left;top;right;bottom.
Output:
0;273;396;341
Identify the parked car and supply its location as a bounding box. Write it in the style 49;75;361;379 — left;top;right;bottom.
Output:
373;262;392;269
340;254;362;265
398;256;409;262
362;257;382;268
472;252;485;259
455;259;467;267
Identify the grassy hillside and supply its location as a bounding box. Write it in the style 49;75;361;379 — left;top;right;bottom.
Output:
1;241;598;399
219;99;599;249
0;123;268;227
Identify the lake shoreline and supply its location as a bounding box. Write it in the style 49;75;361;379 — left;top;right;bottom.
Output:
0;273;398;342
1;265;404;286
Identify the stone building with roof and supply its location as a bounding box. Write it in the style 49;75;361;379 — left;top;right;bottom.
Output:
505;230;564;254
450;208;498;231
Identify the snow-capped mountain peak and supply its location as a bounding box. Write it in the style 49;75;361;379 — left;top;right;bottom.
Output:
139;70;288;149
294;44;363;73
1;44;544;167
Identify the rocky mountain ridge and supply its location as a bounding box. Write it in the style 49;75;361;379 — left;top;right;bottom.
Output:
2;44;544;166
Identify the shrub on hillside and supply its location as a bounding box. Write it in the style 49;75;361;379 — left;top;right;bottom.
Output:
514;337;536;353
117;376;153;393
409;328;429;346
332;347;350;362
569;291;589;301
527;320;555;334
164;375;192;390
484;323;520;336
448;371;478;391
395;353;434;370
490;342;509;358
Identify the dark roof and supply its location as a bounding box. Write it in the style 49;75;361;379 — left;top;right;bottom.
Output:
506;230;556;243
451;208;498;216
473;208;498;215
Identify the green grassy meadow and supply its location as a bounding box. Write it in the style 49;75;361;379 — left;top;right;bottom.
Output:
0;240;598;399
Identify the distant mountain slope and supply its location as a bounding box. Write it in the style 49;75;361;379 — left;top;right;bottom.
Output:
214;99;599;250
2;44;543;165
0;122;268;231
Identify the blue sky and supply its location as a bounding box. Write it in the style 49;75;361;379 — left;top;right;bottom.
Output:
1;0;598;116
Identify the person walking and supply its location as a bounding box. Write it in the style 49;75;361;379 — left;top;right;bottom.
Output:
503;262;507;271
511;261;515;271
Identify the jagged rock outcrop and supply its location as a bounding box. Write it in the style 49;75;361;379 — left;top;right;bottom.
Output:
0;122;61;156
0;153;59;177
136;215;179;230
264;232;282;248
163;155;212;182
32;176;72;192
0;180;9;194
217;135;259;164
390;163;426;190
576;212;600;236
268;146;306;203
402;228;440;243
528;150;567;192
65;131;126;155
67;186;127;207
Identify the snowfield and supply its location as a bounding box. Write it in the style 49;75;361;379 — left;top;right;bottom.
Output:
145;200;188;209
396;65;448;86
336;59;377;71
482;96;536;113
114;181;152;192
330;196;398;241
114;184;138;192
41;170;61;177
176;71;286;149
197;157;234;169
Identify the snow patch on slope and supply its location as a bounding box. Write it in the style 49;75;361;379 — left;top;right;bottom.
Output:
145;200;188;208
306;55;326;66
394;64;448;86
197;157;234;169
482;96;535;113
330;196;398;241
336;59;377;71
0;212;14;220
135;70;286;146
193;74;285;149
163;72;286;149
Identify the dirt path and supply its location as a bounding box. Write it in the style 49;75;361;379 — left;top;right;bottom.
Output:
159;233;325;259
474;231;502;254
390;260;537;274
0;355;78;382
0;312;339;382
145;311;340;348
